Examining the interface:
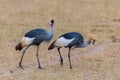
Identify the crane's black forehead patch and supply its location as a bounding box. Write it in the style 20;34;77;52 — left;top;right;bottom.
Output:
51;19;54;23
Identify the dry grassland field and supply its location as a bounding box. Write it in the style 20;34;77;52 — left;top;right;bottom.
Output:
0;0;120;80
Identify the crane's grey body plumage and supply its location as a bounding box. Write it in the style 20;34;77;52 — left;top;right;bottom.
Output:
25;29;47;38
59;32;84;47
25;28;54;45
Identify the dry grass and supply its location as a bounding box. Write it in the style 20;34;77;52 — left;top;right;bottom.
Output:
0;0;120;80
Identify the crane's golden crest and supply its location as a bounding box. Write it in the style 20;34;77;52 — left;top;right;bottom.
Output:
21;38;26;47
88;33;97;40
51;16;55;20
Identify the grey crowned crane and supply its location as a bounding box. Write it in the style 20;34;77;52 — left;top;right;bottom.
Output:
15;19;54;69
48;32;96;69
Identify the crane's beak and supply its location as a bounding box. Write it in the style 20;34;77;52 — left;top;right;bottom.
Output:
92;39;96;45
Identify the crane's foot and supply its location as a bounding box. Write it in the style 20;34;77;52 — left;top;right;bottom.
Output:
19;63;24;69
38;66;42;69
59;59;63;67
70;66;72;69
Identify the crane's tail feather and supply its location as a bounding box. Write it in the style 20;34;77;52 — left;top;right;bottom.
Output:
48;40;56;50
15;43;23;51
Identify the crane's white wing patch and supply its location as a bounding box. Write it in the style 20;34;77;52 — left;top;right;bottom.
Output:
21;37;35;45
55;37;75;47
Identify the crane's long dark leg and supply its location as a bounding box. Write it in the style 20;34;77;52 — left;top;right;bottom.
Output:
19;45;30;69
36;45;42;69
68;47;72;69
57;47;63;67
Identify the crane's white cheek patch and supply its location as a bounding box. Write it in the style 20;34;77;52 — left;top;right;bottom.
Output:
55;37;74;47
21;37;35;46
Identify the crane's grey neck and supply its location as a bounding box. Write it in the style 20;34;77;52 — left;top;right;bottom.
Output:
79;40;91;48
48;24;54;40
